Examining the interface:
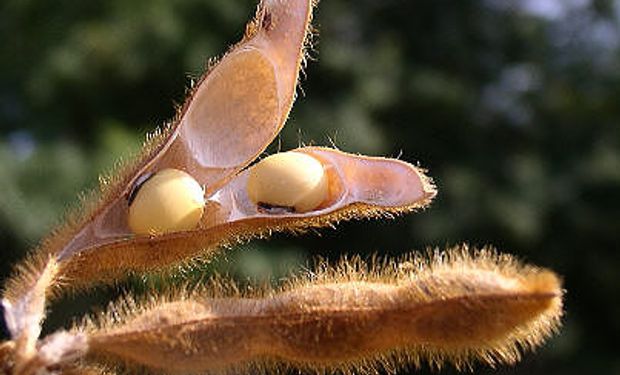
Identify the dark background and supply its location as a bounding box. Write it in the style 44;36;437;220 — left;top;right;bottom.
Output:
1;0;619;374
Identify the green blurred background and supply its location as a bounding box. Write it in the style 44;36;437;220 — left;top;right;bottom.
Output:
1;0;619;374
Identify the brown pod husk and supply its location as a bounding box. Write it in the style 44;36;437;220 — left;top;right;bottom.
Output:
81;248;563;374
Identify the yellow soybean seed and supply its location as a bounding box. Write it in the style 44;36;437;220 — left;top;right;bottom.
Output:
128;168;205;235
247;151;328;213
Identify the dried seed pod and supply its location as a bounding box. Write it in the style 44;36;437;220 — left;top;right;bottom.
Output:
127;169;205;235
247;152;329;212
82;248;564;374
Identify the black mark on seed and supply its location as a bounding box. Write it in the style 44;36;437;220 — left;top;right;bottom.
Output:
257;202;296;214
127;172;154;206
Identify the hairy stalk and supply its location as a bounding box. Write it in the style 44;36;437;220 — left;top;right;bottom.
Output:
2;256;58;374
81;249;563;374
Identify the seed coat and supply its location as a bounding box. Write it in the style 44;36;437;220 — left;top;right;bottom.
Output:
247;152;328;213
128;168;205;235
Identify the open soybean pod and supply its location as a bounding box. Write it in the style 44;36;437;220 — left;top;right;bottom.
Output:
62;147;434;284
3;0;434;291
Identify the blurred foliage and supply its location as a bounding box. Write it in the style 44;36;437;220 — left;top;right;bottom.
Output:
1;0;620;374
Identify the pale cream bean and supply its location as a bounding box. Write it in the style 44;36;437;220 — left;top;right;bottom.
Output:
247;152;328;213
128;169;205;235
